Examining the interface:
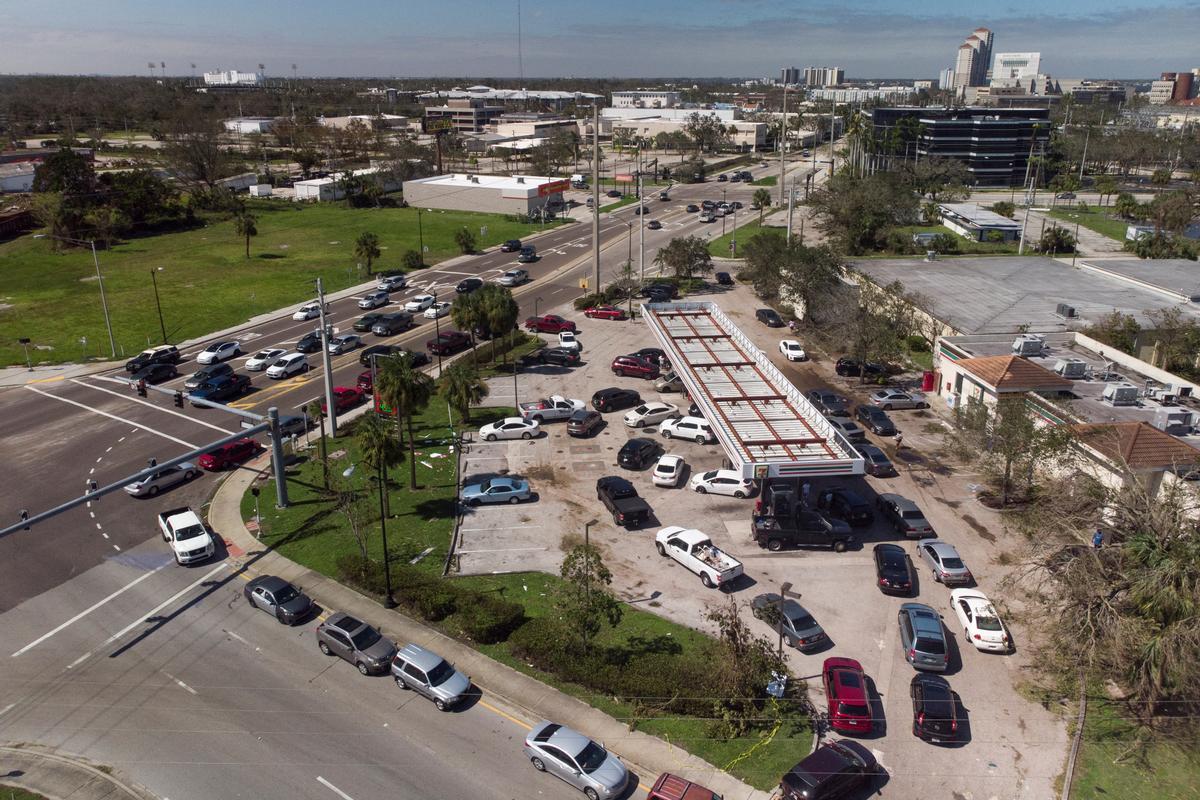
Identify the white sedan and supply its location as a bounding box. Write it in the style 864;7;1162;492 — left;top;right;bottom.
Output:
292;301;327;321
779;339;807;361
950;588;1011;653
690;469;755;498
557;330;582;351
327;334;361;355
405;294;436;313
479;417;541;441
424;301;452;319
652;454;685;487
195;341;241;364
623;402;679;428
244;347;287;371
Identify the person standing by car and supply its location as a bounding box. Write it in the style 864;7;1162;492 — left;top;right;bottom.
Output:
893;431;904;451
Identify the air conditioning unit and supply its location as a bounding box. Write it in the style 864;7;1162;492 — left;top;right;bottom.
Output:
1102;383;1140;406
1055;303;1077;318
1153;408;1194;435
1053;357;1087;379
1012;334;1046;356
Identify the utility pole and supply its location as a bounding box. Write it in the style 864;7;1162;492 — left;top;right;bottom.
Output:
315;278;338;437
591;104;601;295
268;406;289;507
829;102;836;174
638;170;645;282
1018;205;1030;255
778;84;787;206
786;176;796;244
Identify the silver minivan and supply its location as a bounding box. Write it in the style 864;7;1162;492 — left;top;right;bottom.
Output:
898;603;949;672
390;643;471;711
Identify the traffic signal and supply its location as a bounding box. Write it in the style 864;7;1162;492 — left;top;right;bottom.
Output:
173;391;184;408
136;379;147;397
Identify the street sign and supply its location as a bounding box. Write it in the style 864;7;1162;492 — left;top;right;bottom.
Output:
241;419;256;430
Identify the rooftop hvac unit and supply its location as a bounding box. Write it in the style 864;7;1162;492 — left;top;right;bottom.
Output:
1153;408;1194;435
1102;383;1140;406
1053;357;1087;379
1012;334;1045;356
1055;303;1077;318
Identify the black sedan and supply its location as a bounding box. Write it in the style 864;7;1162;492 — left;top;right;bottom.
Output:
873;543;913;595
686;204;700;213
456;277;484;294
244;575;314;624
756;308;784;327
807;389;849;416
132;362;178;384
591;387;641;412
836;357;885;378
856;405;896;436
295;330;323;353
190;373;251;405
911;674;959;743
353;313;386;333
521;347;581;367
630;347;667;366
618;437;661;470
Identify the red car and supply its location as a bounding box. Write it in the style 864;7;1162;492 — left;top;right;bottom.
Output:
611;354;660;379
823;657;873;734
198;438;261;471
524;314;577;333
357;370;373;393
323;386;364;415
584;305;628;321
646;772;721;800
427;331;470;355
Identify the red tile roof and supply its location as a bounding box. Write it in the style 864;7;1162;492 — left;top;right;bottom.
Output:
956;355;1072;392
1072;421;1200;470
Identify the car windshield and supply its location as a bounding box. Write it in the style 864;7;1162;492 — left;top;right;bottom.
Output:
426;658;456;686
789;613;816;630
900;509;924;520
941;557;965;569
838;702;870;717
350;626;381;650
175;524;205;541
915;636;946;655
575;741;608;773
274;585;298;604
633;405;649;414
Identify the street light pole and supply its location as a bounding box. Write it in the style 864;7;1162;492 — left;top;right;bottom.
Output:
638;171;645;282
433;301;444;377
315;277;338;437
417;208;425;263
150;267;167;344
584;518;599;606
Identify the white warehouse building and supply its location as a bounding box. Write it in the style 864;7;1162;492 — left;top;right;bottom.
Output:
402;174;568;216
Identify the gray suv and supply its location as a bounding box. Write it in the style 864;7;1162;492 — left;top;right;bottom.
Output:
390;643;471;711
316;612;397;675
875;493;934;538
898;603;949;672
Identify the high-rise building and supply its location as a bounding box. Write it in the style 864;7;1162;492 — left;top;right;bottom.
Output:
952;28;993;90
803;66;845;87
939;68;956;90
781;67;801;86
991;53;1041;87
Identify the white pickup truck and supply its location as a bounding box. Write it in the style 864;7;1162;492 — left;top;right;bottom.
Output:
655;526;744;589
519;395;584;423
157;506;215;565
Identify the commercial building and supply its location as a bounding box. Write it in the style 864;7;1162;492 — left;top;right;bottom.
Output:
491;113;578;139
1059;80;1129;105
401;173;567;216
863;106;1051;187
293;167;401;202
203;69;263;87
319;114;409;130
611;91;682;109
938;203;1022;242
418;85;601;111
990;52;1041;87
939;68;956;91
424;98;505;133
953;27;994;90
803;67;844;87
780;67;801;86
913;80;934;91
808;86;913;103
1149;70;1199;104
611;115;767;151
223;117;276;135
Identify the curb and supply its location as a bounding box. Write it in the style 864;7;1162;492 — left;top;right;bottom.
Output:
207;453;773;800
0;743;159;800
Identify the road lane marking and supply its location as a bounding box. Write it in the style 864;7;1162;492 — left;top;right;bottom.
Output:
67;563;227;669
11;561;170;657
460;525;543;532
25;386;198;448
316;776;356;800
0;703;15;716
80;378;237;434
163;671;198;695
478;699;531;730
25;375;64;384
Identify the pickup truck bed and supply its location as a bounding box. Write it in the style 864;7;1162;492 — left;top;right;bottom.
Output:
656;526;743;588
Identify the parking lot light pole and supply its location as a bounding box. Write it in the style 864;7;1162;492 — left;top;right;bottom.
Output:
150;267;167;344
433;304;444;377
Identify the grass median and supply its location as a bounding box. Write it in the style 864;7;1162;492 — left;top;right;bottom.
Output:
1046;206;1128;242
0;202;566;367
707;217;766;258
242;403;808;791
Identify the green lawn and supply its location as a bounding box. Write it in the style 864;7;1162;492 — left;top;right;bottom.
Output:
1047;206;1129;242
751;175;778;186
707;217;767;258
1071;692;1200;799
600;195;639;213
0;202;566;367
0;788;49;800
243;403;807;790
891;225;1020;255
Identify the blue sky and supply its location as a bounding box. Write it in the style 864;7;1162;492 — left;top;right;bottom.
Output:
1;0;1194;78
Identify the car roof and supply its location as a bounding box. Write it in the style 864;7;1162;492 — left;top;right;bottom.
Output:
657;454;683;465
880;492;916;508
530;721;590;754
396;642;444;671
875;543;907;558
920;539;959;557
902;603;943;632
251;575;290;593
326;612;364;633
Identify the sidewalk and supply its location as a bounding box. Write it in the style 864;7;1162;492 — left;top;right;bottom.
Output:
208;457;773;800
0;744;158;800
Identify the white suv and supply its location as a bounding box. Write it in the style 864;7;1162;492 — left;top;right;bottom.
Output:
659;416;714;444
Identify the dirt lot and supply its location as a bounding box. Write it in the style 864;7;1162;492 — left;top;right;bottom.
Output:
462;282;1068;799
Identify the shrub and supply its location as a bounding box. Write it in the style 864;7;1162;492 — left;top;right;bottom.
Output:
402;249;424;270
392;569;441;607
414;587;458;622
984;230;1005;243
454;592;526;644
573;292;607;311
508;617;568;669
335;554;388;596
931;233;959;253
906;334;930;352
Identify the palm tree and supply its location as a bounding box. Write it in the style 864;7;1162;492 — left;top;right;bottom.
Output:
354;232;381;276
305;399;328;489
374;357;435;489
752;188;772;224
481;285;520;365
449;290;485;356
440;362;489;424
355;412;404;519
234;211;257;259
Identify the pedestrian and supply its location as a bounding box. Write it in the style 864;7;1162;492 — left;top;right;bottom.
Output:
1092;529;1104;550
800;481;811;508
788;319;797;333
893;431;904;450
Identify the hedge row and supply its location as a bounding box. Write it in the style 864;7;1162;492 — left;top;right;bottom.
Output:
336;555;525;644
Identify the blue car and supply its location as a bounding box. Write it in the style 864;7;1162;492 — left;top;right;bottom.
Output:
462;477;532;507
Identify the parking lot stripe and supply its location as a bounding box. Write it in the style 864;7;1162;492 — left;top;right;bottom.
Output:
459;525;542;532
25;386;198;448
11;562;170;657
456;546;548;554
316;776;356;800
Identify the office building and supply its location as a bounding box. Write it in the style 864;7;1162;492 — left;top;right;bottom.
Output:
953;28;994;90
1149;70;1199;104
402;174;568;216
781;67;801;86
418;85;602;111
611;90;681;109
803;66;845;87
863;106;1051;187
939;68;956;90
990;53;1041;87
423;98;505;133
203;69;263;87
808;86;913;103
913;80;934;91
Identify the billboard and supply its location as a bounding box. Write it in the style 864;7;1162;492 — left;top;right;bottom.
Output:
538;179;570;196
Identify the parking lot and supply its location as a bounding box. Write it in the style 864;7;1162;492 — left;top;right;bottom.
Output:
454;281;1067;799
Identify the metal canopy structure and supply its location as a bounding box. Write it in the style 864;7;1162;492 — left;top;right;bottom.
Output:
641;301;863;479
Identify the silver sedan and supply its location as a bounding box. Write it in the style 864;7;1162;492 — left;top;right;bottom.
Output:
917;538;974;585
123;462;199;497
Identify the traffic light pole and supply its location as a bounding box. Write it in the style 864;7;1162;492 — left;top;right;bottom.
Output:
316;278;339;438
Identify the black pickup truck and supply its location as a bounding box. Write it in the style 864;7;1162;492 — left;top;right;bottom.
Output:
596;476;652;529
752;510;855;552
